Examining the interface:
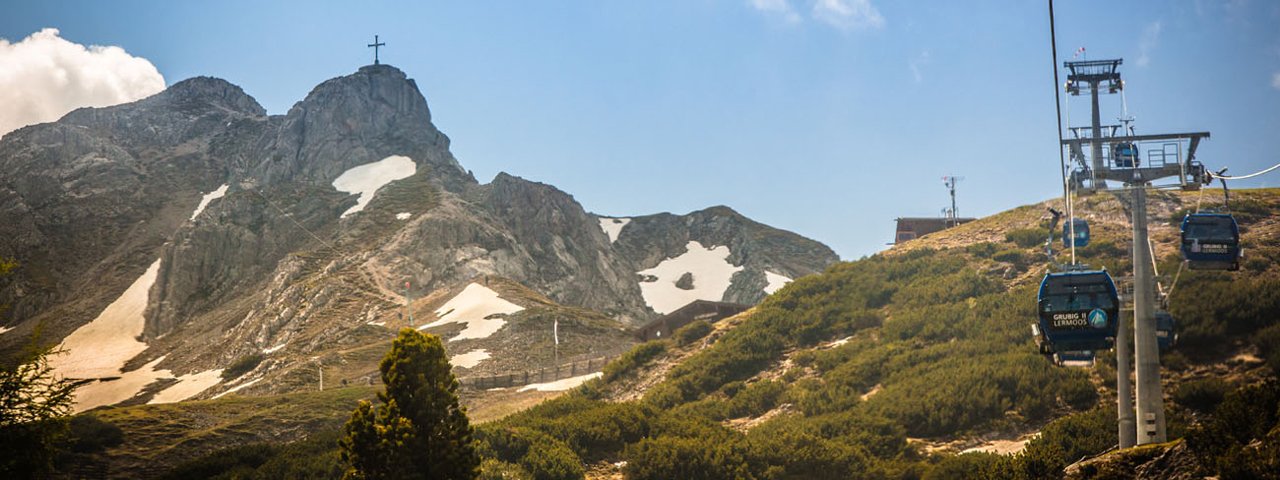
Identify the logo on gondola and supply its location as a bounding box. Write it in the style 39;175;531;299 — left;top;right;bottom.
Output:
1088;308;1108;328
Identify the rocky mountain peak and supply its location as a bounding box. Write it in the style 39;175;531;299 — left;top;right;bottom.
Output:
264;63;464;186
289;63;432;125
159;76;266;116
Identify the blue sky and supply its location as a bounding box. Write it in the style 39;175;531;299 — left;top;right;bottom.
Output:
3;1;1279;259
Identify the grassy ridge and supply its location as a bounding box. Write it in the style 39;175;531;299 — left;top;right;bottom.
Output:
115;189;1280;479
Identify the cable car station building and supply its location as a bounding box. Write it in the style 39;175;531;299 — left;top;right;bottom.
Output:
893;217;975;244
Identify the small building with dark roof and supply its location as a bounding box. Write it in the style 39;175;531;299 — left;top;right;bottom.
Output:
894;217;975;244
635;300;750;341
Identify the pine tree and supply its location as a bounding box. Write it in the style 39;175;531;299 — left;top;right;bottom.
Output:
0;259;87;477
340;328;480;480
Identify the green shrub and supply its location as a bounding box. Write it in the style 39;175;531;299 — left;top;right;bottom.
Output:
623;436;749;480
601;341;667;383
157;429;344;480
222;353;265;381
64;415;123;453
925;452;1006;480
494;397;655;462
1013;406;1116;480
1006;228;1048;248
992;249;1027;267
521;439;584;480
159;444;276;480
1254;324;1280;372
724;380;786;419
1185;380;1280;479
1173;378;1229;413
674;320;714;347
967;242;999;258
479;459;531;480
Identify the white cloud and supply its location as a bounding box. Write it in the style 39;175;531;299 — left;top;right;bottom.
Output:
750;0;801;24
812;0;885;31
1136;21;1162;67
0;28;165;138
1272;72;1280;90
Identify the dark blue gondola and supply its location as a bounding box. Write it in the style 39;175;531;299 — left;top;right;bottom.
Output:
1063;218;1090;248
1180;213;1241;271
1112;142;1139;168
1037;270;1120;352
1156;311;1177;352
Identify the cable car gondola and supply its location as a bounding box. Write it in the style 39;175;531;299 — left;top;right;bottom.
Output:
1037;270;1120;352
1180;213;1241;271
1155;311;1177;352
1112;141;1139;168
1063;218;1090;248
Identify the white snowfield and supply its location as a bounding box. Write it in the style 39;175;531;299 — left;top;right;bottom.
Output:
52;192;238;411
419;283;524;342
189;184;229;220
395;212;412;220
51;259;160;380
0;325;12;335
450;349;491;369
597;217;631;243
332;155;417;218
49;258;228;411
636;241;744;315
517;372;602;392
148;368;224;404
71;357;168;411
763;271;792;295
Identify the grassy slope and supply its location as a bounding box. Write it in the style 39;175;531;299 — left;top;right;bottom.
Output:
487;188;1280;479
65;386;375;479
78;188;1280;479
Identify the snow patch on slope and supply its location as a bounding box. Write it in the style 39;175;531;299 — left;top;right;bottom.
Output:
518;372;602;392
71;357;168;411
598;217;631;243
51;259;160;380
190;184;228;220
395;212;412;220
0;326;12;335
53;189;233;411
49;260;222;411
763;271;792;295
263;343;286;354
637;241;744;315
213;377;262;399
149;368;224;404
332;155;416;217
420;283;524;342
451;349;491;369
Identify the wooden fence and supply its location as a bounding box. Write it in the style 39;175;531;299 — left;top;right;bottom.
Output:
457;346;631;390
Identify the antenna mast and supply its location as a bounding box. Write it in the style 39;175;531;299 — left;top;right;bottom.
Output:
942;176;964;227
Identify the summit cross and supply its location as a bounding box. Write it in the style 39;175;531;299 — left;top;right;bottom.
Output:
367;35;386;65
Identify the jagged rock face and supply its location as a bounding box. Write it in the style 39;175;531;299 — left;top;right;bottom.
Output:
0;64;838;399
260;65;469;188
476;173;650;321
0;77;265;328
613;206;839;305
